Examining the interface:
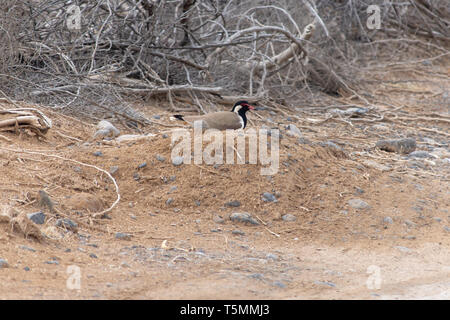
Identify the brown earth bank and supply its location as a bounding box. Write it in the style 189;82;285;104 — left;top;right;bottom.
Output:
0;68;449;300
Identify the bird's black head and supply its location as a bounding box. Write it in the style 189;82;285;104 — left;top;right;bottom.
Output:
231;100;255;113
231;100;255;128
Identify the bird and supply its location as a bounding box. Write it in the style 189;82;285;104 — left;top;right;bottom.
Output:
170;100;255;130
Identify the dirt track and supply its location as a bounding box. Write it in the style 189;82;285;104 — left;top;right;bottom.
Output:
0;67;449;300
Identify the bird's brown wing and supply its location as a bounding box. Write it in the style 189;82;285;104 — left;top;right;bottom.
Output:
183;111;242;130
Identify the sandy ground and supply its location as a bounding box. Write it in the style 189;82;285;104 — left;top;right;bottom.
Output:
0;66;449;300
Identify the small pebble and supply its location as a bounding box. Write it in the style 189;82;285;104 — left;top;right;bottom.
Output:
232;230;246;236
89;253;98;259
262;192;277;202
93;151;103;157
348;198;370;210
172;156;184;166
229;212;259;225
115;232;132;241
55;218;78;232
156;154;166;162
24;266;30;271
376;138;416;154
137;162;147;169
282;214;296;222
27;211;46;225
166;198;174;205
383;217;393;224
0;259;9;268
225;200;241;207
109;166;119;175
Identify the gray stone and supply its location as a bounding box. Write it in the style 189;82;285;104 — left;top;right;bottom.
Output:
408;151;434;159
404;220;416;227
314;280;336;288
93;151;103;157
162;134;169;139
27;211;46;225
376;138;416;154
0;258;8;268
348;198;370;210
172;156;184;166
156;154;166;162
45;260;59;265
319;141;342;152
24;266;30;271
273;281;286;288
282;214;297;222
137;162;147;169
286;124;302;137
229;212;259;225
153;115;161;120
20;245;36;252
109;166;119;175
213;215;225;224
262;192;277;202
383;217;393;224
266;253;279;261
89;253;98;259
225;200;241;207
232;230;246;236
394;246;412;253
115;232;132;240
55;218;78;231
166;198;174;205
433;217;442;223
194;200;201;206
444;226;450;232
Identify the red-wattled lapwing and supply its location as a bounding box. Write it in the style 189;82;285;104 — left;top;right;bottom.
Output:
170;100;255;130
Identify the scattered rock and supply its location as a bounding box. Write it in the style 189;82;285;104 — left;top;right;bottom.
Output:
109;166;119;175
156;154;166;162
408;151;435;159
213;215;225;224
229;212;259;225
55;218;78;232
194;200;201;206
172;156;184;166
362;159;391;172
65;193;104;213
115;232;132;240
153;115;161;120
166;198;174;205
20;245;36;252
433;217;442;223
261;192;277;202
24;266;30;271
27;211;46;225
282;214;296;222
383;217;393;224
348;198;370;210
394;246;412;253
314;280;336;288
444;226;450;232
89;253;98;259
232;230;246;236
94;120;120;140
225;200;241;208
162;133;169;139
286;124;302;137
137;162;147;169
273;281;286;288
93;151;103;157
0;258;9;268
376;138;416;154
266;253;279;261
404;220;417;228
